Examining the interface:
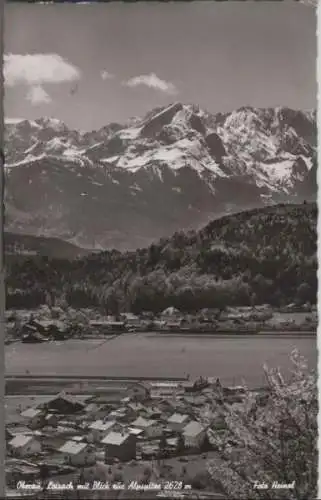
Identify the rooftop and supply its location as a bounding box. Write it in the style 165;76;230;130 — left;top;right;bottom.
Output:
58;440;88;455
45;392;86;407
89;420;116;431
128;427;144;436
183;421;205;437
167;413;189;424
101;431;131;446
131;417;157;428
71;436;85;442
21;408;43;419
9;434;35;449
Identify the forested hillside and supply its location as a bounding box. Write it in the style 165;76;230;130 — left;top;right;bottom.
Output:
6;202;317;312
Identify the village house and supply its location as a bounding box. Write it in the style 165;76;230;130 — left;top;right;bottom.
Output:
183;421;207;449
102;431;136;462
42;393;85;414
88;420;117;443
131;416;163;438
144;407;162;419
167;413;190;432
58;440;96;467
8;434;42;458
105;409;130;423
20;408;46;430
127;401;145;413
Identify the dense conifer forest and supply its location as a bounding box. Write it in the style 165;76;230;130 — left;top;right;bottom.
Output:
6;203;317;313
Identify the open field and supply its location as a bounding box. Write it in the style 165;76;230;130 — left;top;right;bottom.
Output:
5;333;316;388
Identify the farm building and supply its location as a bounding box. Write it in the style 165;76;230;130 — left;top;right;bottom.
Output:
20;408;45;430
102;431;136;462
8;434;41;458
167;413;190;432
183;421;206;449
58;440;96;467
88;420;117;443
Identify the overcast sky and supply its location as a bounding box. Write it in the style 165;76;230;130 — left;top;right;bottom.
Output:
4;2;317;131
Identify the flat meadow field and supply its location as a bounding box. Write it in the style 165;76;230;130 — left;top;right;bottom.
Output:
5;333;316;388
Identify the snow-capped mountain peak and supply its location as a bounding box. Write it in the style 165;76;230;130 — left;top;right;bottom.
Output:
4;104;317;250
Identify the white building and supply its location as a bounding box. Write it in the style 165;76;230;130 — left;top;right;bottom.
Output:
58;440;96;467
183;421;206;449
20;408;45;430
167;413;190;432
88;420;117;443
8;434;41;458
131;417;162;438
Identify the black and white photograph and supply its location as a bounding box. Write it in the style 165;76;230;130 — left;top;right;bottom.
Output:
3;1;318;499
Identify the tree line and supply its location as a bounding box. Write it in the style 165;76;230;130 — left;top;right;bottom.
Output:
6;203;317;313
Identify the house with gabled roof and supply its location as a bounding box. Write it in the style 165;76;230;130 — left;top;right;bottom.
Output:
41;392;85;414
20;407;46;430
88;420;117;443
183;421;207;449
58;440;95;467
102;431;136;462
131;416;162;438
167;413;190;432
8;434;41;458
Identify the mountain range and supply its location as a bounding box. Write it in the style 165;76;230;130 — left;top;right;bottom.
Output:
5;103;317;251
